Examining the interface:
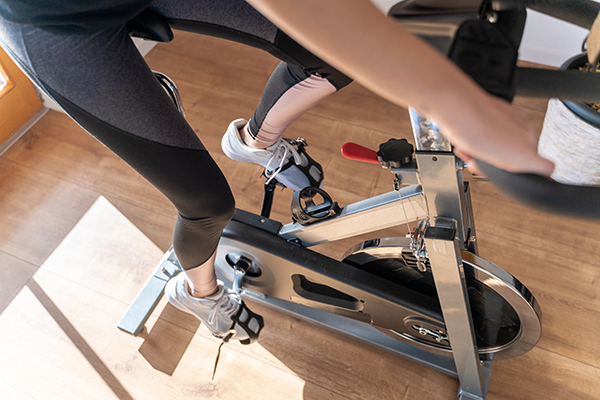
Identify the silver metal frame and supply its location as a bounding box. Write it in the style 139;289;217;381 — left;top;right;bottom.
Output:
279;186;427;246
425;219;488;398
117;247;181;335
117;83;540;399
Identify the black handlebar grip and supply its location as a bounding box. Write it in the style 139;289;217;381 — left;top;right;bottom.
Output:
476;159;600;220
494;0;600;29
528;0;600;29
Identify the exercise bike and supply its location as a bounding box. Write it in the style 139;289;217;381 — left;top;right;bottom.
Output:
118;1;600;399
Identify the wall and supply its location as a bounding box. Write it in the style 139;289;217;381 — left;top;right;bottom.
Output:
520;9;588;67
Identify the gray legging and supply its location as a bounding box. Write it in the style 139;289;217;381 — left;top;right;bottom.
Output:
0;0;351;270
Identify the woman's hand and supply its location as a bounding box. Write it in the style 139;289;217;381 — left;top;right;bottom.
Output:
434;92;555;177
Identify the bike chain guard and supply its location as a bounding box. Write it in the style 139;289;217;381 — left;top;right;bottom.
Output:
291;187;341;225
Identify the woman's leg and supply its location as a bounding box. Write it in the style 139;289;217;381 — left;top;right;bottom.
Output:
151;0;353;190
0;0;350;341
0;20;259;339
223;62;345;190
244;63;337;148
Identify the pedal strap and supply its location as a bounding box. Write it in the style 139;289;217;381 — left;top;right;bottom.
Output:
265;139;324;189
231;300;264;345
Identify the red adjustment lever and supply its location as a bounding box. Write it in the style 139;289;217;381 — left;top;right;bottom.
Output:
341;142;379;164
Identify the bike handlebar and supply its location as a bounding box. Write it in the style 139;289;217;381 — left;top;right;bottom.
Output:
476;160;600;219
496;0;600;100
494;0;600;29
467;1;600;219
515;67;600;102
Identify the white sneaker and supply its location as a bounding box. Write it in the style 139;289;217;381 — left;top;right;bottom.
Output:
165;273;263;343
221;119;324;191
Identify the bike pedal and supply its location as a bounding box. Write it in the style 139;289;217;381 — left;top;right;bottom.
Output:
291;186;340;225
232;300;264;345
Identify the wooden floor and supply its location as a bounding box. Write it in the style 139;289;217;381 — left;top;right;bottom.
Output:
1;31;599;400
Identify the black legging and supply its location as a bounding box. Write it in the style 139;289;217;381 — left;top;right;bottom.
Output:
0;0;351;270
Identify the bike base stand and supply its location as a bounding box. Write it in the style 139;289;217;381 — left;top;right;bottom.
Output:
117;247;181;336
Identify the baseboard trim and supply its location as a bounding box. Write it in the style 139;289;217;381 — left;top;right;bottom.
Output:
519;46;573;68
0;107;49;157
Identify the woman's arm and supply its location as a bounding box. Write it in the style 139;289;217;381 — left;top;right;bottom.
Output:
247;0;554;175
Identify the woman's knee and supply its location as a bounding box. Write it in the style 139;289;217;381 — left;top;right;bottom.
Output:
201;189;236;229
172;193;234;269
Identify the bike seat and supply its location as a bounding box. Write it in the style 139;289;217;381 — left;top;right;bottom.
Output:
389;0;484;55
126;9;173;43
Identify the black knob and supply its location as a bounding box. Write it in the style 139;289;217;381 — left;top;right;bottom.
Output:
377;139;414;168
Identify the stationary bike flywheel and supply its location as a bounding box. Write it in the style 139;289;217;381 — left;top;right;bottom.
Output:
342;237;542;360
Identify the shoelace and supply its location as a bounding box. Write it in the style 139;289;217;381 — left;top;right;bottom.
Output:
207;289;241;327
264;141;303;185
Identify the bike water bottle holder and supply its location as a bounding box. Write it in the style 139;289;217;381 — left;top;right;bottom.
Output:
291;187;341;225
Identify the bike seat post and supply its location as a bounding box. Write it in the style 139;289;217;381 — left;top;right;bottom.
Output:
409;107;474;249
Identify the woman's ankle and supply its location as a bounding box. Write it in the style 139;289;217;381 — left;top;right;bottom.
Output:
187;279;218;298
241;124;262;149
242;123;279;149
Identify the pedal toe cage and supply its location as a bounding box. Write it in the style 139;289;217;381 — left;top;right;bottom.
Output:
291;187;340;225
231;300;264;345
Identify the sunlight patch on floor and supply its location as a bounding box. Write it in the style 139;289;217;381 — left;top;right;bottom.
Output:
0;196;306;400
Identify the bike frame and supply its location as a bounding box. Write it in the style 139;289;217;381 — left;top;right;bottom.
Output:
219;109;491;399
119;106;506;400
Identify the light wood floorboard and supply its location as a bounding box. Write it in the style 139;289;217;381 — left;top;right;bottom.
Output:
0;31;599;399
